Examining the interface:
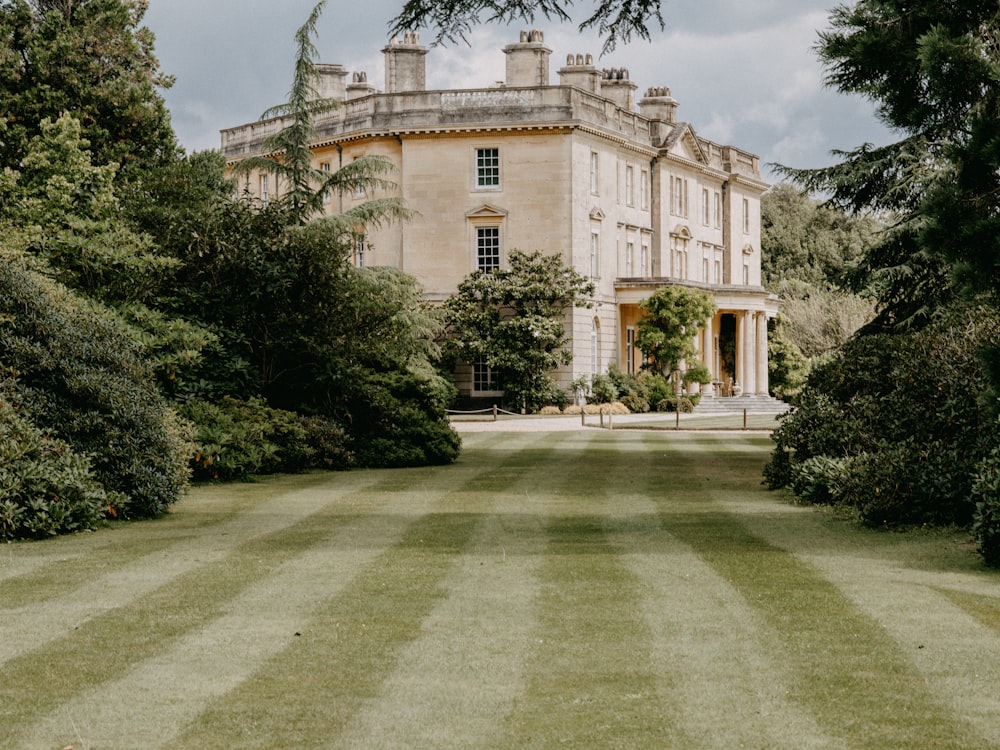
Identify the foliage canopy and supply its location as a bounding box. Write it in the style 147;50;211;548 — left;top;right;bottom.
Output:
444;249;594;411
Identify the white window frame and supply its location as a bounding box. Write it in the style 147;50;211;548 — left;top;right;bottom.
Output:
702;188;710;226
475;147;501;189
625;240;634;276
713;191;722;228
260;174;269;205
473;357;502;395
742;197;750;233
640;170;649;210
476;225;501;272
672;176;688;217
625;165;635;207
590;151;599;195
590;231;600;278
320;162;331;204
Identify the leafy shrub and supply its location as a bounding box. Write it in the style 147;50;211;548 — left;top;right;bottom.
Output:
657;395;694;413
607;365;650;412
645;374;674;411
971;448;1000;567
765;303;998;535
0;257;190;517
589;373;618;404
0;393;119;540
346;369;461;468
789;455;846;505
539;405;563;415
179;397;332;481
299;415;353;471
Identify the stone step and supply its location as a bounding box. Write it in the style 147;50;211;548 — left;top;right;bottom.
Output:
693;395;790;413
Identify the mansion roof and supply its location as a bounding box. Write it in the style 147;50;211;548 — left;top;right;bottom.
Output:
220;31;764;187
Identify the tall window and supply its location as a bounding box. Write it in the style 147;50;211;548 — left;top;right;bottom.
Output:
590;319;598;376
625;241;634;276
713;191;722;228
590;232;600;277
625;165;635;206
702;188;710;225
476;226;500;271
626;327;636;374
476;147;500;188
473;357;500;393
590;151;599;194
672;176;688;216
640;170;649;210
742;197;750;233
640;244;648;276
260;174;269;205
354;236;366;268
318;162;332;205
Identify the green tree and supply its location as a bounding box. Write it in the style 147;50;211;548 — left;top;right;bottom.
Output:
635;286;715;389
778;2;1000;333
444;249;594;411
761;183;881;291
232;0;408;228
0;0;176;176
391;0;663;52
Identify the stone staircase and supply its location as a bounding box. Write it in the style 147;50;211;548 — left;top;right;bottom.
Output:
693;394;791;414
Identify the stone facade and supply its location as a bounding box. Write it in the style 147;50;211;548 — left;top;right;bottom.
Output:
221;30;779;401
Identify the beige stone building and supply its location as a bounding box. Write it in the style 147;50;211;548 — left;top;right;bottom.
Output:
221;30;778;402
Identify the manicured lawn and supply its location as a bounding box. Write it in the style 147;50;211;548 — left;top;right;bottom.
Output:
2;430;998;749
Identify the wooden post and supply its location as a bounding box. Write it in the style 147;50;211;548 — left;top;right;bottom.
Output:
743;408;747;430
493;404;498;422
608;408;613;430
581;407;586;426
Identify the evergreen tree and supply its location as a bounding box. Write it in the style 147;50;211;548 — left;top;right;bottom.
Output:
390;0;663;52
778;1;1000;332
0;0;177;176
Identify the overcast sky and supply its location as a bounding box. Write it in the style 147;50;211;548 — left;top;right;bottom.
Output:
143;0;893;182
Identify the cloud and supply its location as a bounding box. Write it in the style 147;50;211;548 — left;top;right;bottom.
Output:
144;0;892;176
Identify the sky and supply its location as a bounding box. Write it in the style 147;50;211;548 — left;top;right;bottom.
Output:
143;0;894;183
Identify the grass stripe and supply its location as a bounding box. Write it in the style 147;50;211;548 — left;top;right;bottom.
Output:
0;471;383;667
329;459;552;748
170;435;559;749
650;434;989;750
499;432;677;748
1;460;492;745
606;433;846;750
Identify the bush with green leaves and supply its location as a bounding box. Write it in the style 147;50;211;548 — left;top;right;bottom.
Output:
766;303;998;531
179;397;335;481
0;391;120;540
0;256;191;518
657;395;694;413
346;369;461;468
589;373;618;404
788;455;846;506
971;448;1000;567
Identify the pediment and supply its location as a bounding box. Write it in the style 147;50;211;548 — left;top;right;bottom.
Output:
663;122;707;164
671;224;692;239
742;243;755;255
590;207;606;220
466;203;508;220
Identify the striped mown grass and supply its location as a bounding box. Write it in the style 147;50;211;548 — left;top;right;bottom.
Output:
2;430;998;749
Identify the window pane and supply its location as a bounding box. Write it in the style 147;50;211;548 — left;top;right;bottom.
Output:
473;358;499;392
477;226;500;271
476;148;500;187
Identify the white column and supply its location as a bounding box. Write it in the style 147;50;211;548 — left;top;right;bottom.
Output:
738;310;757;395
702;315;715;397
755;311;769;396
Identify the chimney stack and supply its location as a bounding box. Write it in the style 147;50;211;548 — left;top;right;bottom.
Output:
503;29;551;87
